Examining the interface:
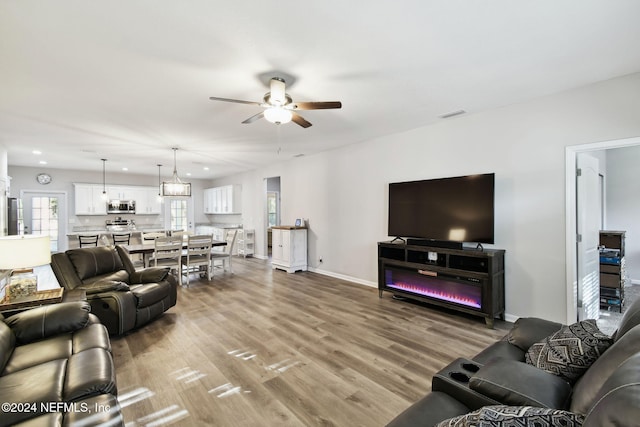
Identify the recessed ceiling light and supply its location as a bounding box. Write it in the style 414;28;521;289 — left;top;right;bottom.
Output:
186;172;192;176
32;150;42;155
203;167;210;171
122;167;128;171
39;160;47;165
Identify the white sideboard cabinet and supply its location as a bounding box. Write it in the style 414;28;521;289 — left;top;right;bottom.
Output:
271;226;307;273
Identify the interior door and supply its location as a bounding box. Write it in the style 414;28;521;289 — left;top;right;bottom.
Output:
576;153;601;321
21;191;68;252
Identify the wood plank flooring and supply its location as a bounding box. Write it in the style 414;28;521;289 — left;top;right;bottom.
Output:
111;257;509;426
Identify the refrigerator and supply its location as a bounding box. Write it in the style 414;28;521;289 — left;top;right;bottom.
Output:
7;197;18;235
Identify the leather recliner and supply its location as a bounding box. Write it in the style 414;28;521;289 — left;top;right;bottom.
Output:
51;245;178;335
0;301;123;426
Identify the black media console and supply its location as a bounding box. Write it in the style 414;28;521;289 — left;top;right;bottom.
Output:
378;241;505;327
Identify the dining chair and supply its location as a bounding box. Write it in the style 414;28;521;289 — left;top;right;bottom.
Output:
151;235;183;286
112;233;131;246
210;229;238;276
141;231;167;244
78;234;99;248
181;234;213;286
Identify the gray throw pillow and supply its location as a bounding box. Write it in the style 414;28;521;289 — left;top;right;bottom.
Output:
525;319;612;384
435;405;584;427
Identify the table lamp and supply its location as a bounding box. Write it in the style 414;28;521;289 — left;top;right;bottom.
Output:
0;234;51;301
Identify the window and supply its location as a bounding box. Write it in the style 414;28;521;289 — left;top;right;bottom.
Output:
169;199;188;231
267;191;279;228
31;196;58;251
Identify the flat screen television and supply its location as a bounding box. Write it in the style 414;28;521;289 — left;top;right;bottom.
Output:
388;173;495;244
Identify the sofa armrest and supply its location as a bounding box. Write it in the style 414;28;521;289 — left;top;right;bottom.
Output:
77;280;130;295
4;301;92;344
469;359;572;409
130;267;170;284
506;317;564;351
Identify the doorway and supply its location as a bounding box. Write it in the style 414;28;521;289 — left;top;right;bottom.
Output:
20;190;68;252
265;177;281;257
565;136;640;324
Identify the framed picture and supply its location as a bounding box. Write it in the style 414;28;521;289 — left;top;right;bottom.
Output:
295;218;303;227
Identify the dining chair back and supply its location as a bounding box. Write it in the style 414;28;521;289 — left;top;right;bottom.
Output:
181;234;214;286
151;235;183;286
78;234;99;248
211;229;238;275
142;231;167;244
112;233;131;246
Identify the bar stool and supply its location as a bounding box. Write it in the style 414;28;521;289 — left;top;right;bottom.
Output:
78;235;99;248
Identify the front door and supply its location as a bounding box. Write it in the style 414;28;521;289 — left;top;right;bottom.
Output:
21;191;67;252
576;153;601;321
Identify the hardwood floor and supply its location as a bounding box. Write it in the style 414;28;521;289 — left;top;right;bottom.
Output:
111;257;509;426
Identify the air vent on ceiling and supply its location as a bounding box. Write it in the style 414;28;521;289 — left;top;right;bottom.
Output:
438;109;467;119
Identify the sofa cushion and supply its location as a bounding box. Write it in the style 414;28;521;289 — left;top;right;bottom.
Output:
469;359;572;409
525;319;612;384
4;301;92;344
612;294;640;341
0;359;67;426
473;341;526;365
66;247;125;281
79;280;130;294
130;267;170;284
435;406;584;427
386;391;470;427
64;348;116;401
571;323;640;414
0;321;16;374
81;270;130;287
2;335;71;375
583;352;640;427
506;317;564;351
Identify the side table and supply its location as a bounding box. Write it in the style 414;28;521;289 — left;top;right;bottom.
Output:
0;288;87;317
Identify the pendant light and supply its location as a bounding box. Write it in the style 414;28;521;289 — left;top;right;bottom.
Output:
161;148;191;197
101;159;108;200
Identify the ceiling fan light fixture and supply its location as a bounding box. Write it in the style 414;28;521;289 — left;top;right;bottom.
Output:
269;77;287;105
161;148;191;197
264;107;292;125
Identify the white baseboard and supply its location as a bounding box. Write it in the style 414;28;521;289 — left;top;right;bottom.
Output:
307;267;377;288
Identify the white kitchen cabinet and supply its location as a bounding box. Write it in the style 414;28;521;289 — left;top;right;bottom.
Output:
203;184;242;214
107;185;136;200
132;187;162;214
74;183;107;215
237;229;255;257
271;227;307;273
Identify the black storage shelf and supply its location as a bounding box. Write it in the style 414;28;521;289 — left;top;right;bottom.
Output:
378;241;505;328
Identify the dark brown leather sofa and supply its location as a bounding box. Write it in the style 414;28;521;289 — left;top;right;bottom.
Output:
0;301;122;426
51;246;178;335
387;296;640;426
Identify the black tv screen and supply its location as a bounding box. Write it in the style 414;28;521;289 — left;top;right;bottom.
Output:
388;173;495;243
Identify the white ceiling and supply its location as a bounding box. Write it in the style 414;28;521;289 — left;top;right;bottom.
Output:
2;1;640;180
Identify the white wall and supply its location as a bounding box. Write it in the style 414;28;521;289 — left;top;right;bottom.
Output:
605;146;640;283
213;72;640;323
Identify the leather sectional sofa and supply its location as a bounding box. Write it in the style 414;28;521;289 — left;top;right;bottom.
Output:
387;296;640;426
0;301;122;426
51;246;178;335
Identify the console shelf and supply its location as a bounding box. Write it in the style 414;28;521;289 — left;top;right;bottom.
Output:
378;241;505;327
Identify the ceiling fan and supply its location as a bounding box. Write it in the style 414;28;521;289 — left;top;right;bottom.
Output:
209;77;342;128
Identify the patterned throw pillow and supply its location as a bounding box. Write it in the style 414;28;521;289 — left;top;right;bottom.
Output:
525;319;612;384
435;405;585;427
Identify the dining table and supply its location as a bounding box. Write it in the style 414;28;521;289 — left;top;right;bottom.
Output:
123;239;227;268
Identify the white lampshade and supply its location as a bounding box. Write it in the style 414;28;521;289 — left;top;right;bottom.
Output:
0;235;51;270
264;107;292;125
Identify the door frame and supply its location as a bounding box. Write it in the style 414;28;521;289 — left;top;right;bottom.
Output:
20;189;69;252
565;136;640;324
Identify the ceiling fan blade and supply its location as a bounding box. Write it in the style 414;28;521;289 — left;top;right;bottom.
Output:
242;111;265;124
293;101;342;110
291;112;312;128
209;96;261;106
